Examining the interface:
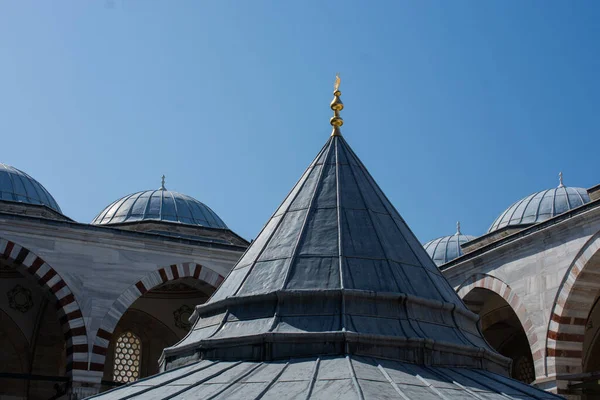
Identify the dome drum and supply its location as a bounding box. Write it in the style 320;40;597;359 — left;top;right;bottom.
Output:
165;285;506;373
0;199;70;222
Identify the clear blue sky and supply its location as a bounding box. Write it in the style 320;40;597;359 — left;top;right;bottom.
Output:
1;1;599;242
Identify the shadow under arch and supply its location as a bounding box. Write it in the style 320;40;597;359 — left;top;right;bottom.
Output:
0;236;89;377
102;308;179;384
0;309;30;397
90;262;225;373
457;273;540;380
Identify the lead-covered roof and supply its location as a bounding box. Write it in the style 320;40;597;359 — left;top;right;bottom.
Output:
488;186;590;233
0;163;62;213
159;134;505;373
92;189;227;229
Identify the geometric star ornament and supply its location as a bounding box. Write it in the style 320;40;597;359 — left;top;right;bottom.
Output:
7;284;34;313
173;305;194;330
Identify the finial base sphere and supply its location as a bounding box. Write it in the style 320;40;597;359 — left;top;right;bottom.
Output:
330;116;344;127
330;91;344;111
331;101;344;111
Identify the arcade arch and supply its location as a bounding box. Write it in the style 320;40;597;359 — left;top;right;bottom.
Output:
0;238;80;399
95;263;224;388
546;232;600;377
462;287;535;383
458;274;537;383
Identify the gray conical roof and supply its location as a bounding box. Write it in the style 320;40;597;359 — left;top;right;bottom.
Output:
210;134;458;301
90;117;561;400
158;134;506;373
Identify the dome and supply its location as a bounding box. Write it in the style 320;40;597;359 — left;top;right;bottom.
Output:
488;178;590;233
0;163;62;213
92;183;228;229
423;222;476;266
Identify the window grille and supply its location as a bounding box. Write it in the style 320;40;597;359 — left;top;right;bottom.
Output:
113;331;141;383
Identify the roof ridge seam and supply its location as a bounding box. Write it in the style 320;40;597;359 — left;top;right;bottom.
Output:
346;355;365;400
254;361;290;399
334;138;347;334
342;138;447;301
279;137;333;292
162;360;247;400
341;137;438;274
303;357;320;399
562;185;572;210
551;186;558;218
341;138;406;300
228;140;332;299
268;138;333;332
376;361;412;400
168;190;179;223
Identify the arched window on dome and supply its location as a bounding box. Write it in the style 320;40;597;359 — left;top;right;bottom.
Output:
112;331;142;383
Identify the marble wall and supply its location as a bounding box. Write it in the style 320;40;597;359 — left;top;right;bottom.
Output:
0;213;246;398
442;200;600;397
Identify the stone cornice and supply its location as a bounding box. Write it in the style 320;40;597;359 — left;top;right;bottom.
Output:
441;198;600;273
0;211;248;256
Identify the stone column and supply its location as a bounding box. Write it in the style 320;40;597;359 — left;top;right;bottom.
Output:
68;382;101;399
67;370;104;399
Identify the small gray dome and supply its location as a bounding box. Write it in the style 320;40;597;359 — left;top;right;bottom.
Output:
0;163;62;213
92;189;227;229
423;224;476;266
488;185;590;233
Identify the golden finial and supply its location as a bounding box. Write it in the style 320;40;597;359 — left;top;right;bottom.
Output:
330;73;344;136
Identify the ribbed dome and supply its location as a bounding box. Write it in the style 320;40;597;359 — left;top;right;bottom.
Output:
0;163;62;213
92;188;227;229
424;223;476;266
488;184;590;234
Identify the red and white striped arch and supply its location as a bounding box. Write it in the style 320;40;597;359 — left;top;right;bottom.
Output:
0;237;88;377
457;273;542;377
89;262;225;373
546;232;600;378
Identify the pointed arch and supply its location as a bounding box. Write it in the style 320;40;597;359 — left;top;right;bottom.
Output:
0;237;88;377
545;231;600;377
457;274;541;377
90;262;225;372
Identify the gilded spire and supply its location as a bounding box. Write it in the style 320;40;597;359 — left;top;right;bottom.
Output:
330;73;344;136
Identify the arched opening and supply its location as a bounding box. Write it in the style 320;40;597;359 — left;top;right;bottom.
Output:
578;293;600;398
0;260;67;400
463;287;535;383
101;277;213;388
0;309;29;399
545;234;600;397
583;296;600;373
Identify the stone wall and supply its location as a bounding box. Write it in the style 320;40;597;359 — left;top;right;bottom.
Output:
442;200;600;396
0;213;245;398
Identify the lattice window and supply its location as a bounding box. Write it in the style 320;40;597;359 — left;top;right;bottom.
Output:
514;356;535;384
113;331;142;383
